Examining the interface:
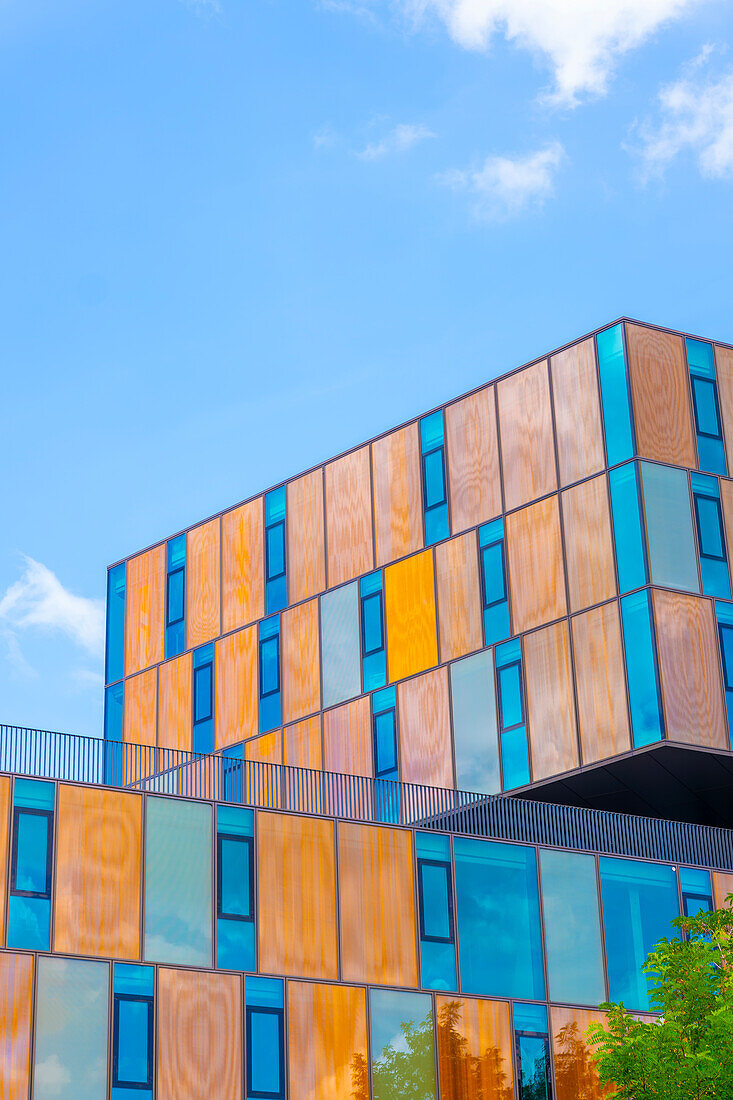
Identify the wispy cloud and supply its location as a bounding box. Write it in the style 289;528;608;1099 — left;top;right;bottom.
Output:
180;0;222;16
0;557;104;658
356;122;435;160
440;141;564;219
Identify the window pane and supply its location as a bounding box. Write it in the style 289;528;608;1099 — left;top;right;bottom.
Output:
497;663;523;729
374;711;397;775
117;999;150;1085
518;1035;550;1100
260;636;279;696
321;582;361;709
539;849;605;1006
692;377;721;438
362;592;383;654
266;523;285;580
596;324;634;467
721;625;733;688
420;863;451;940
641;462;699;593
249;1010;282;1095
15;812;49;894
105;562;126;685
221;837;250;918
501;727;530;790
167;569;184;625
696;495;725;559
194;664;212;722
621;591;664;748
34;957;109;1100
370;990;436;1100
609;462;648;593
482;543;506;605
450;651;501;796
424;449;446;509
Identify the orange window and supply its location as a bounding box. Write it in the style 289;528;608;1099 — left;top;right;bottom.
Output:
325;447;375;586
186;518;221;649
125;544;165;675
284;715;323;771
124;668;157;748
0;776;11;935
288;981;369;1100
287;469;326;603
323;696;373;778
222;498;264;632
372;424;423;566
385;549;438;682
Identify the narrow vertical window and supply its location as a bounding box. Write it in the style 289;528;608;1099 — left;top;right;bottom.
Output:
680;867;713;919
596;322;634;467
478;518;511;645
104;681;124;785
221;744;243;804
608;462;648;594
216;806;255;971
513;1003;552;1100
420;410;450;545
265;486;287;614
193;643;214;754
416;832;456;991
165;534;186;658
259;616;281;733
687;337;727;476
691;473;730;599
112;963;154;1100
360;570;387;692
8;778;55;951
620;590;664;748
495;638;530;789
105;561;126;685
246;977;285;1100
715;601;733;743
372;687;398;780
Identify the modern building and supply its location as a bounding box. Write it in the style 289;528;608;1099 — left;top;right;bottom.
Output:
2;316;733;1099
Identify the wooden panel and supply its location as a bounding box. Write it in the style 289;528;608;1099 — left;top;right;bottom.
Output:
222;498;264;633
323;696;373;778
55;785;141;959
436;996;514;1100
562;475;616;613
550;1006;611;1100
215;626;257;749
325;447;374;587
244;730;282;764
124;668;157;748
288;981;369;1100
0;777;10;935
338;822;417;987
282;599;321;724
157;968;241;1100
715;345;733;468
158;651;192;752
720;478;733;568
572;603;631;765
125;544;165;675
653;589;727;748
497;360;557;512
445;386;502;532
0;953;33;1100
525;622;579;781
551;338;605;486
385;549;438;683
626;323;697;467
258;812;338;979
186;518;221;649
712;871;733;908
506;496;567;634
398;667;454;788
244;732;282;809
372;423;423;567
284;715;322;771
435;532;483;663
288;469;326;604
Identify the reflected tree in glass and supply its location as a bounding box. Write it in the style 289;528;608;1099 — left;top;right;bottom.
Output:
437;1000;513;1100
553;1022;607;1100
369;1010;436;1100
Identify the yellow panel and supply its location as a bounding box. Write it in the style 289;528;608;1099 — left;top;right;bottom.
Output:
626;323;697;467
436;996;514;1100
54;785;141;960
550;1006;611;1100
215;626;257;749
712;871;733;908
288;469;326;604
506;496;567;634
561;475;616;613
0;777;10;937
653;589;727;749
282;599;321;724
338;822;418;987
497;360;557;512
372;424;423;567
244;731;282;808
572;603;631;765
288;981;369;1100
123;668;157;748
435;532;483;663
323;696;373;778
258;812;338;979
222;498;264;633
284;715;323;771
398;667;454;788
0;952;33;1100
550;338;605;487
186;518;221;649
157;968;242;1100
445;386;502;533
325;447;375;588
158;652;192;752
524;622;579;781
715;345;733;468
385;549;438;683
125;544;165;675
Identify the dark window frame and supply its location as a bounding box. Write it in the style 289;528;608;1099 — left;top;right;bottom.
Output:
421;445;448;513
417;857;454;945
112;992;154;1090
360;590;384;658
514;1030;553;1100
265;520;286;583
372;705;398;780
217;833;255;922
480;539;508;610
193;658;214;724
10;807;53;900
691;376;724;442
693;492;727;563
165;566;185;628
719;624;733;691
246;1005;285;1100
682;891;713;918
259;634;281;699
496;659;525;733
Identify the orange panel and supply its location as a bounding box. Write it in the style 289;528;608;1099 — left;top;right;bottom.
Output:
445;386;502;533
258;812;338;979
506;496;567;634
124;668;157;748
158;651;192;752
572;603;631;765
435;533;483;663
524;622;579;781
244;731;282;808
288;469;326;604
157;968;242;1100
398;667;454;788
436;996;514;1100
54;785;142;960
385;549;438;683
282;599;321;724
186;518;221;649
222;498;264;633
215;626;257;749
245;730;282;763
288;981;369;1100
561;475;616;613
715;345;733;468
551;1006;611;1100
712;871;733;908
653;590;727;749
372;424;423;567
550;338;605;487
0;953;32;1100
497;360;557;512
626;323;697;467
338;822;417;987
284;715;323;771
325;447;375;588
720;478;733;570
323;696;373;778
0;777;9;935
125;544;165;675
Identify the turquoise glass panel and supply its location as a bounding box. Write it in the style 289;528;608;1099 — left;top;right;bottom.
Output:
362;650;387;693
416;833;456;991
116;999;149;1085
497;662;523;728
34;956;109;1100
218;805;254;836
362;592;384;653
640;462;699;593
423;449;446;509
691;474;731;598
15;776;54;809
500;727;530;789
259;617;281;733
321;582;361;708
15;811;49;893
717;600;733;740
167;534;186;570
246;977;284;1100
621;591;664;748
687;337;716;375
217;917;255;971
514;1002;548;1032
248;975;283;1007
360;570;382;597
420;410;444;451
597;323;634;467
104;683;124;743
264;486;286;525
115;963;154;997
539;848;605;1006
370;989;436;1100
217;802;254;963
424;502;449;545
373;686;398;780
450;651;501;795
7;895;50;950
105;562;126;685
609;462;648;593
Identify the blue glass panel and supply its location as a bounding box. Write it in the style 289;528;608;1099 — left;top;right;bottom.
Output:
115;963;154;998
641;462;699;593
680;867;712;895
105;562;126;685
194;664;213;722
621;591;664;748
260;614;279;641
15;811;50;893
116;998;150;1085
360;570;382;598
697;431;727;477
260;635;279;696
517;1035;550;1100
362;650;387;693
194;642;214;668
166;619;185;658
247;976;284;1008
450;651;501;795
597;323;634;466
105;683;124;743
497;662;523;729
482;542;507;603
479;518;503;548
609;462;648;593
166;568;185;625
322;582;361;708
495;637;520;666
692;377;722;436
266;574;286;615
539;848;606;1006
484;601;511;647
217;916;256;971
420;938;457;992
373;710;398;776
370;990;436;1100
687;337;716;376
218;805;254;837
514;1003;547;1033
7;895;51;950
167;534;186;571
416;832;450;861
259;692;281;734
717;606;733;741
248;1011;283;1097
266;523;285;580
500;727;530;789
420;863;451;940
362;592;384;654
692;478;731;598
420;410;444;451
424;501;449;545
423;449;446;509
193;719;213;756
220;836;251;917
374;778;402;822
34;956;109;1100
14;777;54;810
264;486;286;525
221;746;244;804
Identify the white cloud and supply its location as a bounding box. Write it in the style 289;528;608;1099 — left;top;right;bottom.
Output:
0;557;104;657
440;140;564;218
180;0;221;15
357;122;436;160
33;1055;71;1096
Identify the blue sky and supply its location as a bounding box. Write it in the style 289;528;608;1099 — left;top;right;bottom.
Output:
1;0;732;737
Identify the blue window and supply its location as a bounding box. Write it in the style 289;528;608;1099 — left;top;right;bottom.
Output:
105;562;126;685
621;590;664;748
640;462;699;593
514;1003;551;1100
112;964;154;1100
193;643;214;754
495;638;529;789
165;534;186;658
715;601;733;742
420;411;450;545
688;338;727;476
8;778;55;951
246;977;285;1100
360;571;387;692
680;867;713;919
416;832;456;991
596;323;635;467
478;519;511;645
691;473;730;598
104;682;124;785
372;687;398;781
450;651;501;796
609;462;648;594
265;487;287;614
259;616;281;733
217;806;255;971
221;744;243;804
539;848;606;1007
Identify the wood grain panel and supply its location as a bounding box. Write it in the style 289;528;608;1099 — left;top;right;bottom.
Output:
497;360;557;512
715;345;733;469
372;424;423;567
186;518;221;649
215;626;257;749
0;776;9;935
551;338;605;486
323;696;373;778
436;996;514;1100
284;715;323;771
398;667;454;789
125;544;165;675
561;475;616;613
222;498;264;633
288;982;369;1100
506;496;567;634
0;952;33;1100
435;532;483;663
288;469;326;604
713;871;733;908
720;478;733;568
572;603;631;765
158;651;192;752
157;968;242;1100
258;812;338;979
55;785;142;959
445;386;502;533
524;621;579;781
282;598;321;724
244;731;282;807
325;447;375;587
550;1007;611;1100
245;730;282;764
384;549;438;682
653;589;727;749
626;323;696;467
338;821;418;987
124;668;157;748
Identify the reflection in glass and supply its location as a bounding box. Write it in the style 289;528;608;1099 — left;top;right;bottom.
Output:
539;849;605;1007
321;582;361;708
436;997;513;1100
450;651;501;795
640;462;699;593
551;1009;608;1100
34;956;109;1100
370;989;436;1100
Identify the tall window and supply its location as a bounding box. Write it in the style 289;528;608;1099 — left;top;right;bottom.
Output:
112;963;154;1099
514;1003;552;1100
372;686;398;781
687;337;727;475
416;831;456;991
420;411;450;545
264;487;287;614
360;570;386;692
105;561;126;685
193;643;214;754
596;322;634;467
259;616;281;733
8;778;55;951
716;600;733;743
217;806;255;971
620;591;664;749
691;473;730;599
478;518;510;644
246;978;285;1100
495;638;529;789
680;867;713;919
608;462;648;594
165;534;186;658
